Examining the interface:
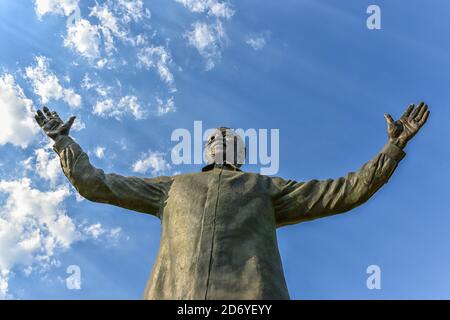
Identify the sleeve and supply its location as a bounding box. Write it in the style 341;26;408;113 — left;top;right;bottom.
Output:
271;142;406;227
53;135;172;218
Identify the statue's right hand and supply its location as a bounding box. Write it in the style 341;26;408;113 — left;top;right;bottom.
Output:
34;106;76;142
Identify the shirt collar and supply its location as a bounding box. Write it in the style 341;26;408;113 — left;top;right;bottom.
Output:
201;163;242;172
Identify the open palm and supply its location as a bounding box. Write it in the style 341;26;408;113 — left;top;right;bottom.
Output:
34;107;76;141
384;102;429;148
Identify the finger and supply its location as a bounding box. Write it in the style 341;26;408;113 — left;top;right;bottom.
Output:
418;110;430;127
384;113;395;125
415;104;428;121
34;114;44;127
51;111;63;122
64;116;76;129
43;106;53;118
409;102;424;120
401;104;414;118
36;110;48;123
35;111;45;123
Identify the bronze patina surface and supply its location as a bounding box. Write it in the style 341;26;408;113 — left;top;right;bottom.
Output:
34;103;429;299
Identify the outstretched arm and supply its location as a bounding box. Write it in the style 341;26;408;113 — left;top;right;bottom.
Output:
35;107;171;217
272;103;430;227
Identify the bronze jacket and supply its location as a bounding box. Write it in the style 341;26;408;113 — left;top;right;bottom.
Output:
53;136;405;299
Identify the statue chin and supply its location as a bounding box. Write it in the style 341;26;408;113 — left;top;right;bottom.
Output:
205;146;245;167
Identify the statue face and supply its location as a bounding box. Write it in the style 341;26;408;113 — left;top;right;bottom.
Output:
204;128;245;167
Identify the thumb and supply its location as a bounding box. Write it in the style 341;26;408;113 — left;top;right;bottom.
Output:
384;113;394;125
64;116;76;129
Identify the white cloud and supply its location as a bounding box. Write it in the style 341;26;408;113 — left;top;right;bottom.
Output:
118;0;151;23
96;58;109;69
35;147;62;185
0;179;73;284
246;36;266;50
118;95;146;119
88;1;151;58
156;97;176;116
93;95;146;120
95;85;110;97
132;151;171;175
90;3;127;54
81;73;95;90
187;21;222;51
83;223;104;239
90;1;150;38
0;74;38;148
34;0;79;18
108;227;122;241
177;1;234;69
0;270;10;299
185;21;227;70
35;0;152;67
94;146;106;159
93;99;114;117
25;56;81;108
138;46;175;90
21;157;33;172
64;19;102;61
35;1;103;63
91;4;123;35
0;177;123;298
175;0;234;19
81;73;111;97
83;223;121;241
71;118;86;131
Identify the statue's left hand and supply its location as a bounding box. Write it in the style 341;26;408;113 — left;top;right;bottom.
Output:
384;102;430;149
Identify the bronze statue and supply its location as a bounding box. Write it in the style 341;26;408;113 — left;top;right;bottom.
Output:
34;103;429;299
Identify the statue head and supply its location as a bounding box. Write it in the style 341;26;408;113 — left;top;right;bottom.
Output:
204;127;245;167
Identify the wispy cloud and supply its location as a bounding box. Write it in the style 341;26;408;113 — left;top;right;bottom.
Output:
36;0;151;68
175;0;234;19
93;95;146;120
25;56;82;108
34;0;79;19
132;151;171;175
64;19;102;61
246;36;266;50
89;1;149;53
118;0;151;23
185;21;227;70
94;146;106;159
138;46;176;91
82;223;121;242
156;96;176;116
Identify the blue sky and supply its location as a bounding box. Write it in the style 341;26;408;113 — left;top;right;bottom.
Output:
0;0;449;299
